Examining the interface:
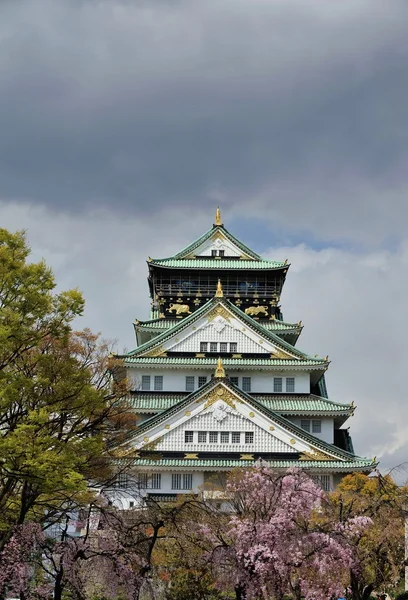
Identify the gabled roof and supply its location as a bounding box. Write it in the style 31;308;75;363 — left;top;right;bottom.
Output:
121;296;324;366
173;224;262;260
134;316;302;335
130;376;370;466
147;215;287;270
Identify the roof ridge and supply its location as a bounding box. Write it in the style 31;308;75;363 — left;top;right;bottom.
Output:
170;224;262;260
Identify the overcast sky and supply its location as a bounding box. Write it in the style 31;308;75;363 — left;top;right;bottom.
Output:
1;0;408;474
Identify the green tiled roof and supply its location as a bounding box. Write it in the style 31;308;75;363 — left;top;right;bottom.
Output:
135;317;301;334
122;297;323;363
173;224;263;261
124;356;326;369
260;320;302;332
128;393;352;416
133;458;375;472
149;258;285;270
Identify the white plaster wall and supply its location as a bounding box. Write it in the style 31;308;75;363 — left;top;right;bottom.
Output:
169;323;269;354
153;412;295;453
130;368;310;393
289;417;334;444
194;236;242;257
110;472;205;509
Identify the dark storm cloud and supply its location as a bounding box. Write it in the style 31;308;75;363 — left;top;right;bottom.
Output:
1;0;408;242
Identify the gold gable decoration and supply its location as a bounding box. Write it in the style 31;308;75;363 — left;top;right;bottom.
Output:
207;305;231;322
299;449;334;462
202;385;240;410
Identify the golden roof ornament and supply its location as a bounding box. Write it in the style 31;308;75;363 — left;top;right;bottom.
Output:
214;206;222;226
215;279;223;297
214;356;225;378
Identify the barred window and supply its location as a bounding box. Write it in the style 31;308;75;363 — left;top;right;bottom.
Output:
185;431;194;443
210;342;218;353
151;473;161;489
312;420;322;433
200;342;208;352
198;431;207;443
172;474;182;490
220;342;228;353
312;475;332;492
286;377;295;393
154;376;163;391
114;473;129;489
231;432;241;444
183;474;193;489
220;432;229;444
185;376;195;392
198;376;207;387
230;376;239;386
230;342;238;353
242;377;251;392
137;473;148;488
245;432;254;444
273;377;282;393
209;431;218;443
301;420;310;432
141;376;151;391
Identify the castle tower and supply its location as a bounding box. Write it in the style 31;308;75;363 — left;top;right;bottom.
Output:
116;209;374;506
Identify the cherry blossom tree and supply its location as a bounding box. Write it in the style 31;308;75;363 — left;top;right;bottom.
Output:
202;466;371;600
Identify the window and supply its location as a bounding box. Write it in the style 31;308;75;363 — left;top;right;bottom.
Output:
186;376;195;392
151;473;161;489
286;377;295;393
172;474;193;490
115;473;129;489
312;420;322;433
301;420;310;432
210;342;218;353
198;431;207;443
137;473;148;488
230;376;239;386
220;342;228;353
185;431;194;443
312;474;332;492
231;432;241;444
245;432;254;444
230;342;238;353
273;377;283;393
219;250;225;257
154;375;163;391
242;377;251;392
183;474;193;489
141;376;151;391
138;473;162;489
200;342;208;352
129;501;134;508
172;474;182;490
209;431;218;443
220;432;229;444
211;249;217;257
198;376;207;387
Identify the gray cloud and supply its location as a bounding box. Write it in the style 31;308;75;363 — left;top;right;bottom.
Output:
1;0;408;244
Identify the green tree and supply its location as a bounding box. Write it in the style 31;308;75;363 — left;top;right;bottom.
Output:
0;228;133;549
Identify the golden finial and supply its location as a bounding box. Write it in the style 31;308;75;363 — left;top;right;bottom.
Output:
215;207;222;226
215;279;223;297
372;456;377;463
298;320;302;327
350;400;354;407
214;356;225;378
284;258;288;265
325;355;329;361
